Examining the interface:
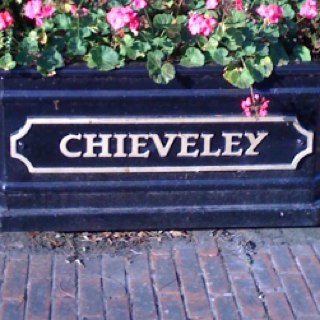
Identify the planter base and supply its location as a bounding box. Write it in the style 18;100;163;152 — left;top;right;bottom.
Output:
0;204;319;232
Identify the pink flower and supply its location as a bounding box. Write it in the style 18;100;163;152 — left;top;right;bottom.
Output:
300;0;318;19
187;12;217;36
24;0;42;19
106;6;139;32
131;0;147;9
206;0;218;10
0;11;13;31
24;0;54;26
256;4;282;24
241;94;269;117
235;0;243;10
0;11;14;30
41;4;55;17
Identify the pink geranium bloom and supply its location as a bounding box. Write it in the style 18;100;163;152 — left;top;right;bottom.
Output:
256;4;282;24
41;4;55;18
187;12;217;36
0;11;14;30
24;0;42;19
206;0;218;10
106;6;140;32
300;0;318;19
241;94;269;117
24;0;54;26
0;11;13;30
131;0;147;9
235;0;243;10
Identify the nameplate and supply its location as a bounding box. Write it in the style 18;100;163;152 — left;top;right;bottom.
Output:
10;116;313;173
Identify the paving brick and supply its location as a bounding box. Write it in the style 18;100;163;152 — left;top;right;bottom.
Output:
221;252;249;275
281;274;319;317
157;294;187;320
230;272;266;319
78;255;101;277
126;254;157;320
312;240;320;258
196;237;219;257
52;298;77;320
213;296;240;320
150;251;186;320
54;255;76;275
106;297;130;320
25;277;52;320
199;255;231;295
264;292;294;320
1;256;28;301
0;254;5;280
29;255;52;278
52;255;77;320
252;253;281;292
0;299;25;320
174;247;212;319
296;255;320;311
102;255;127;298
79;276;104;318
270;245;299;274
290;244;315;257
150;250;180;295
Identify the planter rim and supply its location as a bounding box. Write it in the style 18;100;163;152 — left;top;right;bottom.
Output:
1;62;320;78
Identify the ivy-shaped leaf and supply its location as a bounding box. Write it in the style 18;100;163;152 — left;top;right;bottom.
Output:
223;64;254;89
87;46;119;70
180;48;205;67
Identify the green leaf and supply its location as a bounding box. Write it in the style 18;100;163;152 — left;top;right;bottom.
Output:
223;28;245;51
209;47;232;66
67;38;87;56
180;48;205;67
246;56;273;82
146;51;175;84
161;63;176;84
87;46;119;70
261;26;280;43
224;10;247;27
292;45;311;62
147;50;163;73
153;14;173;30
0;53;16;70
37;47;64;73
270;43;289;66
282;4;295;19
223;64;254;89
54;14;71;29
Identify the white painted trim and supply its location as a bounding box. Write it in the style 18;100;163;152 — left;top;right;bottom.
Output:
10;116;314;174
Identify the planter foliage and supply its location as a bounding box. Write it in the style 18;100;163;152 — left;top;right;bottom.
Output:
0;0;318;95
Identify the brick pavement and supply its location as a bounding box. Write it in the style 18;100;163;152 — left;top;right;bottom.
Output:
0;232;320;319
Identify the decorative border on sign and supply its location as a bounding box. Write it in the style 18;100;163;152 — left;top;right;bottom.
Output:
10;116;314;174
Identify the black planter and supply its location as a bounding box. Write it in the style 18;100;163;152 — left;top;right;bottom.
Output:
0;63;320;231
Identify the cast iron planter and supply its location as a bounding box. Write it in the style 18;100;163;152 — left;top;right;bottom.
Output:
0;63;319;231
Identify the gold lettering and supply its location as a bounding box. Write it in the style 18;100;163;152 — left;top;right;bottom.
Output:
245;131;269;156
129;134;150;158
113;134;128;158
222;132;243;156
60;134;82;158
83;134;112;158
200;134;221;157
177;133;200;157
150;133;178;157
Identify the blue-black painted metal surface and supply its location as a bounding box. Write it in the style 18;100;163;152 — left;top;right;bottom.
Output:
0;63;320;231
